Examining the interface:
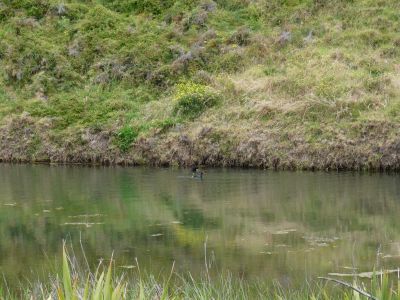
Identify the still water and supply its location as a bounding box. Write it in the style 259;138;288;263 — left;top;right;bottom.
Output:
0;164;400;286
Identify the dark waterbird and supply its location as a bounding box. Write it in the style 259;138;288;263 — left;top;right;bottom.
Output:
191;164;203;179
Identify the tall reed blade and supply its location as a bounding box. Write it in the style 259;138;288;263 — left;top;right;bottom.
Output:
62;244;73;300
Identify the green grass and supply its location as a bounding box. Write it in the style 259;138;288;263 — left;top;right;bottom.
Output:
3;244;400;299
0;0;400;168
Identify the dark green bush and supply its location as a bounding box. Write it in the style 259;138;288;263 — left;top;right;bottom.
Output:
116;126;139;152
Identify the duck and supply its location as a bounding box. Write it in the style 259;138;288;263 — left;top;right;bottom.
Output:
191;164;203;179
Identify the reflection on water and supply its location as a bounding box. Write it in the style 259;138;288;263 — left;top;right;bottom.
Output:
0;164;400;286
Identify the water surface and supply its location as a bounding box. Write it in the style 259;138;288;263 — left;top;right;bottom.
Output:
0;164;399;286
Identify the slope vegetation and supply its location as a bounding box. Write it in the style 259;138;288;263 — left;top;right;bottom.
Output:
0;0;400;169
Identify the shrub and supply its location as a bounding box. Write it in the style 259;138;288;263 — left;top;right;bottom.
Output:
173;82;220;119
116;126;139;152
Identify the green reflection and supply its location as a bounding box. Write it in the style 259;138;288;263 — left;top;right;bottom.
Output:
0;165;400;289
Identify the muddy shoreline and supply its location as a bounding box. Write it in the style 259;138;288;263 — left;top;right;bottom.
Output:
1;139;400;172
2;115;400;171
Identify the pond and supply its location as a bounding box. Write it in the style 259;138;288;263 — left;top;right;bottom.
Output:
0;164;399;287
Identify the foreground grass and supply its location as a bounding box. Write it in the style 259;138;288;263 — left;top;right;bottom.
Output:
2;246;400;299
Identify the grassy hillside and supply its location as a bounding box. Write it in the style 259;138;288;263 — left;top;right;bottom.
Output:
0;0;399;169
